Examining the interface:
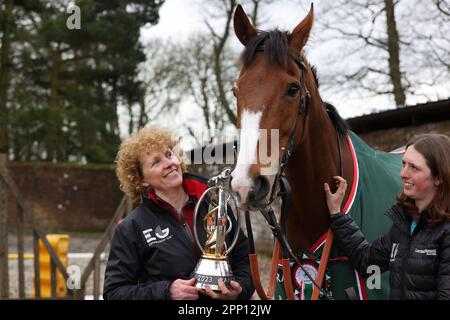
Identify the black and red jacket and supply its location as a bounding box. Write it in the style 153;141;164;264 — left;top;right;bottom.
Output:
331;204;450;300
103;173;254;300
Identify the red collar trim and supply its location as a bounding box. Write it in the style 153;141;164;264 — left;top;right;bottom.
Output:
182;176;208;200
145;175;207;208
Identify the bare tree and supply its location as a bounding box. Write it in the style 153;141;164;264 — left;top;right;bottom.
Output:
126;39;184;134
198;0;239;127
174;32;237;143
139;0;270;146
407;0;450;75
312;0;449;108
199;0;271;127
433;0;450;15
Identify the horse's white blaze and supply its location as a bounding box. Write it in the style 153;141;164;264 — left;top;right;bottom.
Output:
231;110;262;203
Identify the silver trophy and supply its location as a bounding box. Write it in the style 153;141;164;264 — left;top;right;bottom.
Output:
192;168;241;291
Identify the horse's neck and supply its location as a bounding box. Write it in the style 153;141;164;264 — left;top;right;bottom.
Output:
283;114;353;253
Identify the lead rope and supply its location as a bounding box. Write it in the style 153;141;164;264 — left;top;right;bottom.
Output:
245;210;279;300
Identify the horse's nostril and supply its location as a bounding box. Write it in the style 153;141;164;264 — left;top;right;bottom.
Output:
252;175;270;201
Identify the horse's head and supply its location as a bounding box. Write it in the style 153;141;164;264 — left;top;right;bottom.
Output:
230;4;319;210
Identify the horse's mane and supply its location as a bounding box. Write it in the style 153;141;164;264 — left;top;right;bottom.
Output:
324;102;349;138
242;30;349;137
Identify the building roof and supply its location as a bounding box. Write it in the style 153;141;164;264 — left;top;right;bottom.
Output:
346;98;450;133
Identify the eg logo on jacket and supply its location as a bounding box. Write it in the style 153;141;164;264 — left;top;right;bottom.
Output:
142;226;172;246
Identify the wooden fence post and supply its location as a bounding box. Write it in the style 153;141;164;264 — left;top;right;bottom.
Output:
77;196;129;299
16;203;25;298
93;256;100;300
0;154;9;298
33;231;41;298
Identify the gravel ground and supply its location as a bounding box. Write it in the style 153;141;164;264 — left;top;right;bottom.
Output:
6;231;272;300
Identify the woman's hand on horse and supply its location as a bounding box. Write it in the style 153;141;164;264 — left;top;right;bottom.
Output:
324;176;348;216
201;280;242;300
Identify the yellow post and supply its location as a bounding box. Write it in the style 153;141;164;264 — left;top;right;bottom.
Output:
33;234;69;298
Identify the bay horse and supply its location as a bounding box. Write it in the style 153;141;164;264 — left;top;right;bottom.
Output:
230;4;404;300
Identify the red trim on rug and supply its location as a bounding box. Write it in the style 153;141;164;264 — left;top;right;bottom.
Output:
342;134;358;213
389;150;406;155
309;232;328;253
308;134;359;254
358;274;368;300
328;256;349;262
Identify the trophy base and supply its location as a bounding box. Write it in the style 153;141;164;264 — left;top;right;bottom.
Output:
192;256;234;291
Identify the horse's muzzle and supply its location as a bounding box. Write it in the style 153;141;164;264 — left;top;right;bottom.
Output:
230;174;270;210
247;175;270;209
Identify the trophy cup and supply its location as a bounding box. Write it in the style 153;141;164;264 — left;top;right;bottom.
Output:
192;168;241;291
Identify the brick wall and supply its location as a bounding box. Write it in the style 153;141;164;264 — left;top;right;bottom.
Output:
5;162;123;232
356;120;450;151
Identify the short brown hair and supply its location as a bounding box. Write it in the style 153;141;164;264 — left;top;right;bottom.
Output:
397;133;450;223
115;126;187;203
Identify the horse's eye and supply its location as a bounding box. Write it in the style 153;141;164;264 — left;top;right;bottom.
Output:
286;83;300;97
232;83;239;98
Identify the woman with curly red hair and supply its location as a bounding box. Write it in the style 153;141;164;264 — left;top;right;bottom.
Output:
104;126;254;300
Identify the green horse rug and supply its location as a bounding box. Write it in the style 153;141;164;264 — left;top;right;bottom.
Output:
275;131;405;300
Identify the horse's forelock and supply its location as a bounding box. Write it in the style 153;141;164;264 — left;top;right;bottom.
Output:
242;30;290;68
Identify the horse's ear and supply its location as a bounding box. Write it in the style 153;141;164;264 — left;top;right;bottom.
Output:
289;4;314;53
233;4;257;46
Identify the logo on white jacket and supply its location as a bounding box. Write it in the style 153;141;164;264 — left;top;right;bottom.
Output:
142;226;172;246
